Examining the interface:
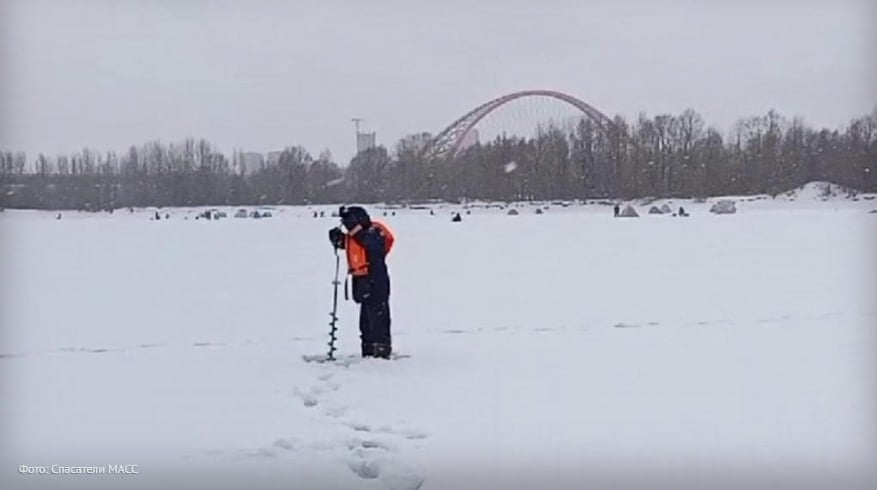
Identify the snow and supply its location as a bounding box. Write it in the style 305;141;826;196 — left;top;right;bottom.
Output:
780;181;855;201
1;190;876;489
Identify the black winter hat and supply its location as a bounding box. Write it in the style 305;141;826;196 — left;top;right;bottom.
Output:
339;205;371;230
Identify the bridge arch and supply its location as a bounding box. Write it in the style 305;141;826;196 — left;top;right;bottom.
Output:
426;90;621;159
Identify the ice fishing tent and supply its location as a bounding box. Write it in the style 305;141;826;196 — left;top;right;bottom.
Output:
710;200;737;214
507;209;519;215
660;203;672;214
619;204;639;217
648;206;663;215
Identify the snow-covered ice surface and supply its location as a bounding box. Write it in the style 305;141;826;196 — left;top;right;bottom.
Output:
1;189;876;490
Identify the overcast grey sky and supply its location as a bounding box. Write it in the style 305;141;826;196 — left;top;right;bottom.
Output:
1;0;874;164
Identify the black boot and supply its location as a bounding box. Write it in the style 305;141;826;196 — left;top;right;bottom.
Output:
361;342;374;358
372;343;392;359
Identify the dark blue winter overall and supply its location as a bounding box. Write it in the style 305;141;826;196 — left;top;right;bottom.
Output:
348;225;392;357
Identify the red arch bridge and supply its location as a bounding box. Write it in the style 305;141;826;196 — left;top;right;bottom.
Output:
425;89;621;159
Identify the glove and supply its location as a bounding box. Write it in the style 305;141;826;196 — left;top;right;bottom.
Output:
328;227;345;249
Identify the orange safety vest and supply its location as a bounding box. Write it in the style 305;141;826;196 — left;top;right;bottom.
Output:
345;221;395;277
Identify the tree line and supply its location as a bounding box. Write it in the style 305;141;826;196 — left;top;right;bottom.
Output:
1;108;875;210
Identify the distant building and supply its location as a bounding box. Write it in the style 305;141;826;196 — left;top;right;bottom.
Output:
238;152;264;174
267;151;283;166
356;132;376;154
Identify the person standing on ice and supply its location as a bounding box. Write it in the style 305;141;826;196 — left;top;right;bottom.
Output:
328;206;395;359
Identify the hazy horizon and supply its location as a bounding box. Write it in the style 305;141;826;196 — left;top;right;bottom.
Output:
1;0;874;163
